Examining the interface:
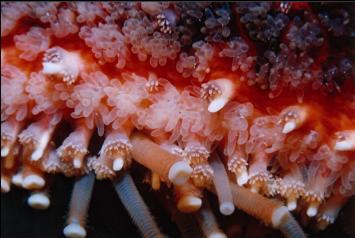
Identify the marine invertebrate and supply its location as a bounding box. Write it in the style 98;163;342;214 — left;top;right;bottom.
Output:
174;179;203;213
113;172;164;238
195;200;228;238
63;172;95;238
210;152;235;216
1;2;354;238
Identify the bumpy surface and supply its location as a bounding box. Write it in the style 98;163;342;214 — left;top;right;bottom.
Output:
1;2;354;238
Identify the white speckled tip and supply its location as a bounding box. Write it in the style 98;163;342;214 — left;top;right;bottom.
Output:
208;231;227;238
282;121;297;134
28;192;50;210
219;202;235;216
31;132;50;161
236;170;248;186
73;158;82;169
307;205;318;217
178;195;202;213
208;97;229;113
168;161;192;185
31;149;44;161
22;175;45;190
334;140;355;151
113;158;124;171
287;196;297;211
287;200;297;211
63;223;87;238
42;62;63;75
11;173;23;187
1;177;10;193
1;146;10;157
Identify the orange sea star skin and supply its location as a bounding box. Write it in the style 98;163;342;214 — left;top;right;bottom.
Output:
1;2;354;237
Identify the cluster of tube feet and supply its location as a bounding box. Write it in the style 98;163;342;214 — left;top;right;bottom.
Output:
1;66;353;238
1;72;354;238
2;125;310;238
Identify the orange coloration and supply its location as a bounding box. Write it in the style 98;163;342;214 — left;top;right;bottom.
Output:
230;182;284;226
21;162;46;190
57;120;93;168
174;179;202;213
131;132;192;185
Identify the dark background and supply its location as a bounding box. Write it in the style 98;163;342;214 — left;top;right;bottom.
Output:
2;172;355;238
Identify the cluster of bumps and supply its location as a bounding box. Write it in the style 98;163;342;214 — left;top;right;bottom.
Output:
2;2;354;97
